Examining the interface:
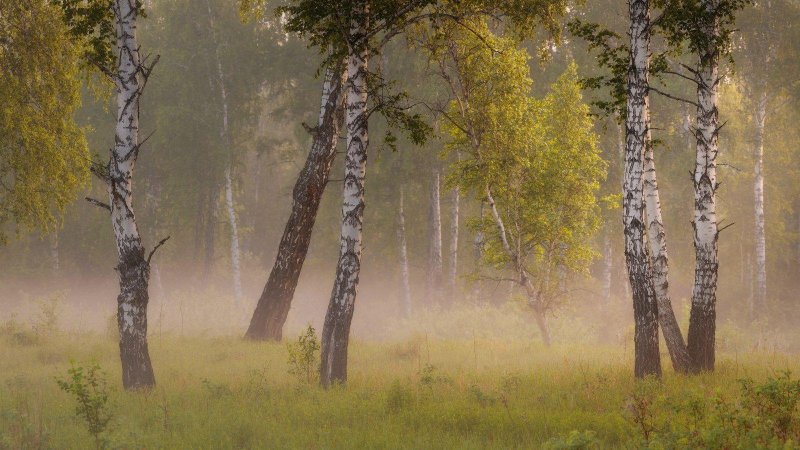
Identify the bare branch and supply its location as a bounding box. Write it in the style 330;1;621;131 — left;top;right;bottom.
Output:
147;235;171;264
85;197;111;212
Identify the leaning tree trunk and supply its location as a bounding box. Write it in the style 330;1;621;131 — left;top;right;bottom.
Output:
427;168;444;304
319;13;369;388
447;185;460;304
206;0;243;301
687;0;721;373
397;187;412;317
108;0;156;390
752;90;767;316
625;0;661;378
245;67;345;341
643;139;691;373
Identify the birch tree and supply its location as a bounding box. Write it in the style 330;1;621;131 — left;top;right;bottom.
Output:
427;167;444;303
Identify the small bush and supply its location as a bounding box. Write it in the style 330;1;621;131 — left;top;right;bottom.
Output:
386;381;414;412
286;325;320;384
56;362;113;449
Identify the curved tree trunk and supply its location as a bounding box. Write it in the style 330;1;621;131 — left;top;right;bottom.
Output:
625;0;661;378
245;67;346;341
643;139;691;373
687;0;721;373
109;0;155;390
320;14;369;387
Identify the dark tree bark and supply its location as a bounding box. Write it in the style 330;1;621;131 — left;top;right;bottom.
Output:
245;66;346;341
625;0;661;378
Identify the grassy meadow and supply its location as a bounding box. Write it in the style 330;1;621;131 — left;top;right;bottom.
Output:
1;305;800;449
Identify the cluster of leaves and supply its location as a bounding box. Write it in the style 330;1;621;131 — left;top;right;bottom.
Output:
50;0;116;72
56;362;113;449
286;325;320;384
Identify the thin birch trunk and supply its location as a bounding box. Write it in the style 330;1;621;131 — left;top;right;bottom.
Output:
108;0;155;390
203;186;217;281
625;0;661;378
427;168;443;304
472;203;485;303
397;187;412;317
245;66;345;341
687;0;721;373
206;0;243;301
447;185;460;304
644;136;691;373
602;231;612;304
752;90;767;316
320;8;369;387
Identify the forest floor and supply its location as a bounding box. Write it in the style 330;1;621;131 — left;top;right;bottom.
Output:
1;324;799;449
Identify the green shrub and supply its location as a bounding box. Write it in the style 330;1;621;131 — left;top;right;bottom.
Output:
543;430;601;449
56;362;113;449
286;325;320;384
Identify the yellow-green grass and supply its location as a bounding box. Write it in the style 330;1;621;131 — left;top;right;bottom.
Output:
1;329;798;449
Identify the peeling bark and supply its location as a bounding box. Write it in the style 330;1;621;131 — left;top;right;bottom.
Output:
687;0;721;373
245;66;346;341
107;0;155;390
644;137;691;373
625;0;661;378
319;7;369;387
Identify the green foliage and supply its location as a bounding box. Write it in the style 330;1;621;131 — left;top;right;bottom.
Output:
286;325;320;384
0;0;90;243
55;362;113;448
542;430;601;449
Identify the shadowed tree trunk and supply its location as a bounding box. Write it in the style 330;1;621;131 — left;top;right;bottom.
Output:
687;0;721;373
320;9;369;387
245;66;346;341
397;187;412;317
625;0;661;378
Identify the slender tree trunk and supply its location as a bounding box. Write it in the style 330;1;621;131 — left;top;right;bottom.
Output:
602;230;612;304
471;202;485;303
206;0;243;301
397;187;412;317
319;10;369;387
245;66;346;341
752;90;767;316
447;185;460;304
203;186;218;281
427;168;443;304
625;0;661;378
687;0;721;373
108;0;155;390
644;135;691;373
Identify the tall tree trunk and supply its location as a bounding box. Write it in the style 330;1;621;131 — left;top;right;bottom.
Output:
644;136;691;373
625;0;661;378
320;11;369;387
245;66;345;341
397;187;412;317
108;0;155;390
203;186;218;281
447;185;460;304
471;202;485;303
687;0;721;373
206;0;243;301
427;168;443;304
752;90;767;316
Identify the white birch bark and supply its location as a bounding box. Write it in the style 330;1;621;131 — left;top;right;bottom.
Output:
108;0;155;390
206;0;243;301
687;0;721;372
320;7;369;387
625;0;661;378
447;185;460;303
427;168;443;303
397;187;412;317
644;136;691;372
753;90;767;314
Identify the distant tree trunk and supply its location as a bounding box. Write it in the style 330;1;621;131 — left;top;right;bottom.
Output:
107;0;155;390
245;66;346;341
203;186;218;281
625;0;661;378
427;168;443;303
602;230;612;304
397;187;412;317
687;0;721;373
320;13;369;387
447;184;460;304
752;90;767;316
49;232;60;274
206;0;243;301
643;135;691;373
471;202;485;303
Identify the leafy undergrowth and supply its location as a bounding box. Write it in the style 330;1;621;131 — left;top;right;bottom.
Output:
1;330;799;449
